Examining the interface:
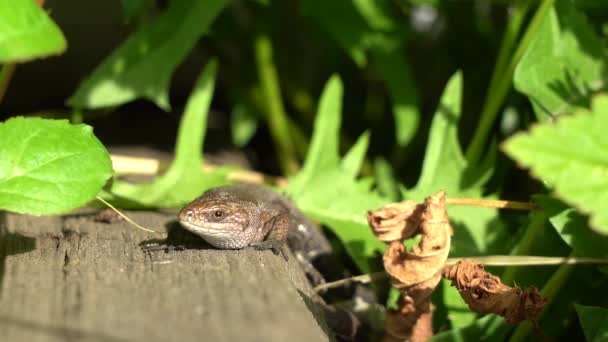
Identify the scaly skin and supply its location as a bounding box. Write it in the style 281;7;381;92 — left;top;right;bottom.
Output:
178;184;293;250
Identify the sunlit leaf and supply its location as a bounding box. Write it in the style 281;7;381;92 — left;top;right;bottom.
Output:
68;0;226;110
0;0;67;62
289;75;388;273
108;60;230;208
504;94;608;235
0;117;111;214
514;0;606;119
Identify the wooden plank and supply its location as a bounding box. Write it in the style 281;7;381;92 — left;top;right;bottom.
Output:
0;210;331;342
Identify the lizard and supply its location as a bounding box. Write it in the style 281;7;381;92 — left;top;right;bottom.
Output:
177;183;332;279
176;183;361;339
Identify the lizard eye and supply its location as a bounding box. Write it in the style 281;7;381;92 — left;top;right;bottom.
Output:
213;210;224;218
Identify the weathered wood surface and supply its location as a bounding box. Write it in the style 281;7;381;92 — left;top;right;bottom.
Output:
0;210;331;342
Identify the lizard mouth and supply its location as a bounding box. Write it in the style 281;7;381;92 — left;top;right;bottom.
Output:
178;220;242;234
178;220;250;249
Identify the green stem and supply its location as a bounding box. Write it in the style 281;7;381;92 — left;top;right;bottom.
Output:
508;255;575;342
465;0;555;164
254;34;298;175
502;212;547;285
0;64;16;104
71;108;83;124
485;0;532;110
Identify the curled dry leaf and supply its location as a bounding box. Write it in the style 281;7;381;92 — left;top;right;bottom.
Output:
369;191;453;342
367;200;424;241
382;191;452;287
443;260;547;324
384;271;442;342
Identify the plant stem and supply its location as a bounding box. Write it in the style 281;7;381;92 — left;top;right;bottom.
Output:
254;33;299;175
71;108;83;124
465;0;555;164
501;212;546;285
486;0;532;103
446;198;540;211
508;256;575;342
0;64;16;104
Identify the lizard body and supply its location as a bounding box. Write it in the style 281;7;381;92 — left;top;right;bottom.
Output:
178;184;323;253
177;184;361;338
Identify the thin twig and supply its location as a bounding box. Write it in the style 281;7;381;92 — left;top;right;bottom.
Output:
110;154;287;187
95;196;158;234
446;198;541;211
111;155;540;210
313;256;608;292
313;272;388;292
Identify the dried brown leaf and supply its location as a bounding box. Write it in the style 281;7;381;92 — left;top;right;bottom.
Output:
383;192;452;286
367;200;424;241
378;191;453;342
443;260;547;323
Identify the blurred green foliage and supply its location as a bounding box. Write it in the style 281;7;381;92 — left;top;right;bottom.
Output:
2;0;608;340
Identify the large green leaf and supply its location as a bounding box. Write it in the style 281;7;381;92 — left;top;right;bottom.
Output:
575;304;608;342
374;48;420;146
108;60;230;208
301;0;419;146
535;195;608;257
429;315;509;342
301;0;375;66
288;75;387;273
503;94;608;235
0;117;111;214
296;75;342;176
230;102;259;147
514;0;607;119
407;71;506;256
68;0;226;110
0;0;67;62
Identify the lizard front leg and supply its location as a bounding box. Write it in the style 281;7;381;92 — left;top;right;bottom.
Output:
249;213;290;260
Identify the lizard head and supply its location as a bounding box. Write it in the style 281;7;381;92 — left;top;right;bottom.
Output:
178;187;259;249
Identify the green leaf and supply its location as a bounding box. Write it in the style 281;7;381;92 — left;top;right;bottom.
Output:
503;94;608;235
301;0;405;66
514;0;607;119
575;304;608;342
373;157;399;201
373;48;420;146
0;0;67;62
441;281;477;328
0;117;111;214
68;0;226;110
300;0;368;66
429;315;509;342
231;102;259;147
288;75;387;273
341;131;370;178
120;0;148;21
290;169;387;274
108;60;230;207
408;71;508;255
295;75;342;182
411;71;464;192
535;195;608;257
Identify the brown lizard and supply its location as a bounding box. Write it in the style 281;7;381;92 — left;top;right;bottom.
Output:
177;184;331;264
176;183;361;339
